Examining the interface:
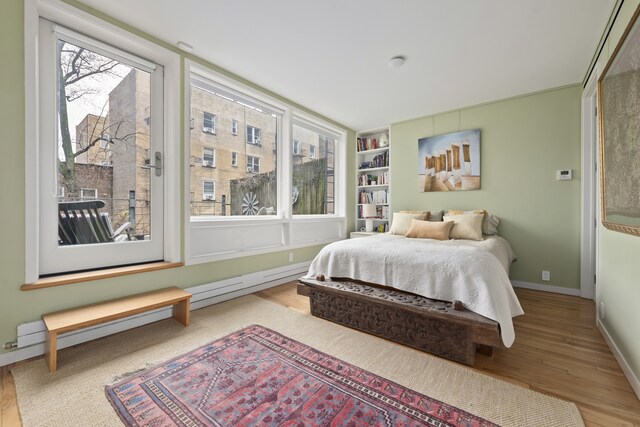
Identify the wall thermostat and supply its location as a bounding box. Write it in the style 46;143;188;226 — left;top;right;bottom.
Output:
556;169;572;181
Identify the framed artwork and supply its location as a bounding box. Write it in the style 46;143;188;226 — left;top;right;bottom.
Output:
598;6;640;236
418;129;480;192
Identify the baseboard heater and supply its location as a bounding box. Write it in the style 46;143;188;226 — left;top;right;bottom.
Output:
2;262;310;367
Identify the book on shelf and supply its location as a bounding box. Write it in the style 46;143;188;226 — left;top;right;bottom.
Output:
357;137;379;152
358;152;389;170
358;190;388;204
358;171;389;186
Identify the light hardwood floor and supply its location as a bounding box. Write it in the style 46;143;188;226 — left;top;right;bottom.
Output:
1;283;639;426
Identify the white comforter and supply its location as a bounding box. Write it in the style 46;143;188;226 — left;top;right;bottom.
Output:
305;234;524;347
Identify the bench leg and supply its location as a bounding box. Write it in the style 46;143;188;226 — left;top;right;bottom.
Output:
174;298;190;326
45;331;58;373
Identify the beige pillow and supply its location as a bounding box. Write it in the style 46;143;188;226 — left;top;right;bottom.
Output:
443;213;484;240
448;209;499;235
389;212;427;235
405;219;454;240
399;210;430;220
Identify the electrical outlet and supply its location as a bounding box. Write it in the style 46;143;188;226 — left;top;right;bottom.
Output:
542;270;551;281
599;302;605;320
288;252;294;262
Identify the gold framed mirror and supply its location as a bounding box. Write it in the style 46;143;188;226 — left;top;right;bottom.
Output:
598;5;640;236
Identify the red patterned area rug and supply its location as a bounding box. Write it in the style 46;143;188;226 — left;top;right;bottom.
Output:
106;325;497;426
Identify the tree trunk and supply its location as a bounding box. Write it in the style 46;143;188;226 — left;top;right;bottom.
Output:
57;41;77;194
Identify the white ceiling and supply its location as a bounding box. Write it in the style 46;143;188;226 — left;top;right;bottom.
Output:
78;0;614;131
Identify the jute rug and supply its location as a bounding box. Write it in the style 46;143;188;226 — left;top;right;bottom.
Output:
12;294;584;426
106;325;498;426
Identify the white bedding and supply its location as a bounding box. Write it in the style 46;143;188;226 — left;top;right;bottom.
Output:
304;234;524;347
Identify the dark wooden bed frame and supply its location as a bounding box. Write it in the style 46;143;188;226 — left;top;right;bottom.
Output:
298;277;502;366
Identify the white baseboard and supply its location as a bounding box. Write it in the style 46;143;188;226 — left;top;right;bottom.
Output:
511;280;580;296
597;319;640;400
0;261;311;367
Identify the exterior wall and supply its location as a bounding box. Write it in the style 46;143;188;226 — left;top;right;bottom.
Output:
189;86;277;215
109;69;151;237
74;114;110;165
58;163;113;204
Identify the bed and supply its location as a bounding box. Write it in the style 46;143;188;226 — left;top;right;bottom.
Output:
299;233;524;364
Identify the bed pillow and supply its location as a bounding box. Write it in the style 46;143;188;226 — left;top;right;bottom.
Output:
399;210;430;220
443;213;484;240
400;210;444;222
429;210;444;222
389;212;427;235
405;219;454;240
447;209;499;235
484;214;500;235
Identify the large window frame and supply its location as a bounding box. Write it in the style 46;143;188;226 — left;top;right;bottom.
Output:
185;62;347;265
24;0;181;283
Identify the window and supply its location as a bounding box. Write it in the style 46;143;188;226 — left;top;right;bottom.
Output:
203;147;215;167
189;73;279;217
33;18;171;277
185;64;346;266
80;188;98;199
58;186;65;200
246;125;261;145
292;139;302;155
203;112;216;134
203;180;215;200
247;156;260;173
232;120;238;135
292;121;336;214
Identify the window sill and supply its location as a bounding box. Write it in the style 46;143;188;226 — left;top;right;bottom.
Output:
21;261;184;291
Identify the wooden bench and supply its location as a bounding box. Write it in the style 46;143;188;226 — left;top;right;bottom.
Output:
42;286;191;373
298;278;501;366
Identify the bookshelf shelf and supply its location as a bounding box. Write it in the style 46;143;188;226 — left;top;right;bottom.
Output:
357;185;388;189
358;166;389;173
356;127;391;234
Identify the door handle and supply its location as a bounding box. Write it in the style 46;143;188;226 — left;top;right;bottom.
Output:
142;151;162;177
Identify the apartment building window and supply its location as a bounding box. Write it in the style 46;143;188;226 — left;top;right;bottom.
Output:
292;139;301;155
80;188;98;199
99;138;109;149
246;125;261;145
247;156;260;173
203;147;215;167
203;181;215;200
232;120;238;135
203;112;216;134
231;151;238;167
57;186;65;200
309;145;316;159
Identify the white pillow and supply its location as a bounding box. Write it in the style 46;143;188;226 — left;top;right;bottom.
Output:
389;212;427;235
484;214;500;235
443;213;484;240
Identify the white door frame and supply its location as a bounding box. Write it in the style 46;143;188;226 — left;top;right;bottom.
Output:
580;70;599;300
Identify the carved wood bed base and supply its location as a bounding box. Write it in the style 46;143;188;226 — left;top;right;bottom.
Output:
297;277;502;366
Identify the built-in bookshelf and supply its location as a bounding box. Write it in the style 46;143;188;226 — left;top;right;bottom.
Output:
356;126;391;233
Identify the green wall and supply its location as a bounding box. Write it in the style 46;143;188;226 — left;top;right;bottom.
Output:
591;0;640;385
0;0;355;355
391;85;582;288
